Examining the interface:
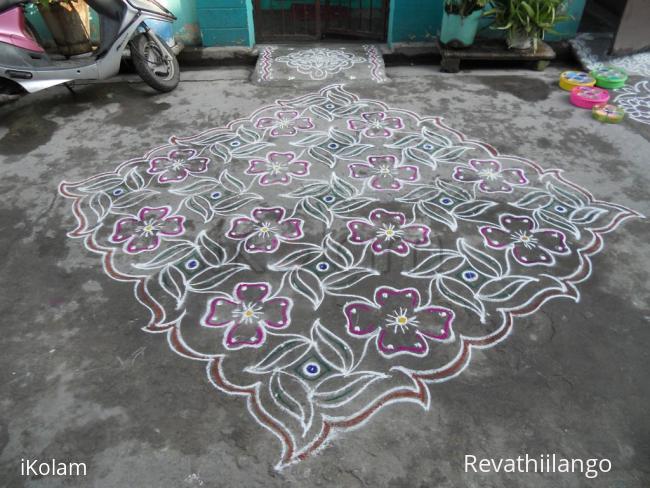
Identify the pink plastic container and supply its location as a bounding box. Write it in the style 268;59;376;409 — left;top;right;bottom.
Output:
570;86;610;109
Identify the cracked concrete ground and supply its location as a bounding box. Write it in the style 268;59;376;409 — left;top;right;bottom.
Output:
0;65;649;488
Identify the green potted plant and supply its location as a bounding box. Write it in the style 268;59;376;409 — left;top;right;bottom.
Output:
36;0;92;57
440;0;489;48
484;0;570;51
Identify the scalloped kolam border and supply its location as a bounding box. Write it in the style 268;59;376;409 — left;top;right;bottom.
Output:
59;85;642;469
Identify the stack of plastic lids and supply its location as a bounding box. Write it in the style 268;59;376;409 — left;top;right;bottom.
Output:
590;66;628;89
592;104;625;124
570;86;610;109
559;71;595;91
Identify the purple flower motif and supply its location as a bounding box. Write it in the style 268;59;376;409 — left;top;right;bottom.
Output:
347;208;430;256
148;149;210;184
479;214;570;267
255;110;315;137
453;159;528;193
245;152;310;186
348;155;419;191
344;287;454;357
348;112;404;138
203;282;292;350
226;207;304;253
110;206;185;254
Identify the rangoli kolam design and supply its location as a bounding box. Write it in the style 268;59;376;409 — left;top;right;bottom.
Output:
570;86;610;109
615;80;650;126
559;71;595;91
59;85;641;468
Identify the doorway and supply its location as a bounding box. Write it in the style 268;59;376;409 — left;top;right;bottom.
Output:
579;0;650;56
253;0;389;43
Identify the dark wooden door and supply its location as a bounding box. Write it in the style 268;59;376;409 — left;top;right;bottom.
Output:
253;0;388;42
611;0;650;55
254;0;322;41
322;0;389;40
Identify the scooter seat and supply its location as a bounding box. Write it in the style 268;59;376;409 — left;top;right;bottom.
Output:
0;0;26;13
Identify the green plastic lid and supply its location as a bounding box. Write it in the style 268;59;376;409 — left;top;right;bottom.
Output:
590;66;628;89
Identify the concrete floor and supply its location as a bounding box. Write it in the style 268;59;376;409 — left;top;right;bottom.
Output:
0;66;649;487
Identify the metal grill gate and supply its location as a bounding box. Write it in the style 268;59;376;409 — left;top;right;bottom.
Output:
253;0;389;42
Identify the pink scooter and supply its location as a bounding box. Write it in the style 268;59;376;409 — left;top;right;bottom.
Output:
0;0;180;97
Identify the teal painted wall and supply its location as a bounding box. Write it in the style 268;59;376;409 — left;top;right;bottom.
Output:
26;0;585;47
389;0;586;43
196;0;253;46
390;0;442;43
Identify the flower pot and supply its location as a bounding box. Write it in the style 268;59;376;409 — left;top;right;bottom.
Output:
507;29;533;51
37;1;91;57
440;9;483;49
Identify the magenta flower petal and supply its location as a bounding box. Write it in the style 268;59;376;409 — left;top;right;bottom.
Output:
365;127;392;138
268;152;295;164
374;287;420;309
255;117;276;129
402;225;431;247
138;206;169;222
383;117;404;130
247;159;268;175
377;329;428;356
287;161;310;176
371;238;409;255
261;298;292;329
276;110;299;120
260;173;291;186
347;220;375;243
111;218;139;243
393;165;419;182
348;119;368;131
278;219;304;240
227;217;257;239
534;229;569;255
157;216;185;236
369;209;406;227
367;155;396;168
370;174;401;190
349;163;373;178
478;179;512;193
204;297;239;327
480;226;511;249
126;233;160;254
512;244;554;266
225;322;265;349
499;215;535;233
345;302;379;336
148;157;171;173
417;307;454;340
452;166;481;183
252;207;285;224
293;117;314;130
235;282;270;303
470;159;501;172
501;168;528;186
245;234;280;253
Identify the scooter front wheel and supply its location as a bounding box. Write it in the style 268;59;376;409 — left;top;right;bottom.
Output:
130;33;180;93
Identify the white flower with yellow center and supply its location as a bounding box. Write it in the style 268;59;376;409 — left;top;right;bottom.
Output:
233;302;263;324
478;168;499;181
377;164;393;176
511;230;539;249
376;223;403;242
385;308;420;334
